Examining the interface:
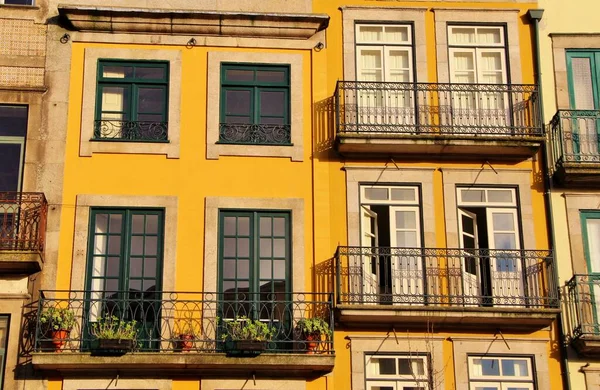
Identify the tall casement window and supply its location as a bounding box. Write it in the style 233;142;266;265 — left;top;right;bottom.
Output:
85;209;164;347
356;185;422;304
0;0;33;4
468;356;534;390
565;51;600;160
580;211;600;330
218;211;290;321
456;187;522;306
448;25;509;128
365;354;429;390
94;60;169;142
0;315;8;390
0;105;27;193
219;64;291;145
355;24;415;127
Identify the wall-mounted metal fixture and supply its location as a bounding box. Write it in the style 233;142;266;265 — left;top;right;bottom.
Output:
60;33;70;44
186;38;197;49
314;42;324;52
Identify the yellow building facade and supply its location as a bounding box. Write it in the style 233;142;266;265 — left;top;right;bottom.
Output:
2;0;566;389
539;0;600;388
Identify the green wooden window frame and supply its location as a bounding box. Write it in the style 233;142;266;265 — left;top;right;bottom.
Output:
581;211;600;332
218;210;291;311
85;208;165;295
94;60;169;142
0;315;8;390
219;64;291;145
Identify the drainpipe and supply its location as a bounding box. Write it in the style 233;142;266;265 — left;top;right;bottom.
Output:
528;8;572;390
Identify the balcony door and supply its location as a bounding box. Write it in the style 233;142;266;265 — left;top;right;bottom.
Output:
581;211;600;333
0;106;27;251
355;24;414;131
457;188;523;306
448;26;508;132
85;209;164;349
358;185;423;304
566;51;600;160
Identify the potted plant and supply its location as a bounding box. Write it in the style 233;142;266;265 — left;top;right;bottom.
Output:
296;317;332;354
90;315;138;354
174;318;199;352
39;307;76;352
220;316;276;354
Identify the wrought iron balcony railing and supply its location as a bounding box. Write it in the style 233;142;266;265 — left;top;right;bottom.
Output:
0;192;47;254
549;109;600;169
218;123;291;145
335;246;558;308
565;274;600;341
34;290;334;354
334;81;542;136
93;120;168;142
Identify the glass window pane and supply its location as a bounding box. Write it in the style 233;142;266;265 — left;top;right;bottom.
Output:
0;105;27;137
260;259;272;279
395;210;416;229
273;260;286;279
390;188;415;201
135;66;165;79
461;189;485;203
238;217;250;236
259;217;272;236
225;90;251;115
145;215;158;234
223;238;236;257
487;189;513;203
102;65;134;78
357;25;383;42
396;231;417;247
501;359;528;377
257;70;286;83
494;233;516;250
224;217;236;235
144;258;157;278
273;218;285;236
93;235;106;255
477;28;502;45
364;187;388;201
0;143;22;192
374;357;396;375
131;236;144;255
130;257;143;277
260;91;285;116
145;236;158;256
585;218;600;273
138;88;165;113
273;238;286;258
223;259;236;278
237;259;249;278
109;214;122;233
398;358;424;375
101;87;128;115
106;257;120;277
226;69;254;82
450;27;476;44
492;213;514;231
384;26;409;42
107;236;121;255
92;256;105;277
237;238;250;257
260;238;272;257
131;214;145;234
476;358;500;376
95;214;109;234
129;279;142;291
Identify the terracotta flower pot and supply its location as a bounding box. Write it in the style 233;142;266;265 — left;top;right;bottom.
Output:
50;329;70;352
179;334;194;351
305;333;320;354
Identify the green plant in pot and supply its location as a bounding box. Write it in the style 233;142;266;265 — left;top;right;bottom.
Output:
220;316;276;354
91;315;138;353
174;318;199;352
39;307;76;352
296;317;332;354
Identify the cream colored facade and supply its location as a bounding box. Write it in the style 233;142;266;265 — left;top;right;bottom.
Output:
539;1;600;389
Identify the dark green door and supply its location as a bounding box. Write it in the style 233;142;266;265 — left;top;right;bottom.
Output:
85;209;164;350
566;51;600;159
218;211;291;345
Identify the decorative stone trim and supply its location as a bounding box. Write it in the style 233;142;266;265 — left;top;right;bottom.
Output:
58;5;329;39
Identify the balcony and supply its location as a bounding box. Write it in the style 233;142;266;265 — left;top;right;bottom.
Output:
549;110;600;186
564;275;600;356
31;290;334;377
0;192;47;274
334;81;543;160
335;246;559;330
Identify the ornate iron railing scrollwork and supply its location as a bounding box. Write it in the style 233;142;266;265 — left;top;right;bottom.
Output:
564;274;600;342
93;120;168;141
549;109;600;169
0;192;47;255
219;123;291;145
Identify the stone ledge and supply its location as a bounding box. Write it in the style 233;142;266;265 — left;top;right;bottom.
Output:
0;251;42;274
58;4;329;39
336;305;560;331
32;352;335;378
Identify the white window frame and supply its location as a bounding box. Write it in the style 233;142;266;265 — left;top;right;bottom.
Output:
457;187;517;207
468;356;535;390
365;354;430;390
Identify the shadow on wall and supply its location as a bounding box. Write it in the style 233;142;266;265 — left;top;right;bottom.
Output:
314;257;335;298
313;96;336;158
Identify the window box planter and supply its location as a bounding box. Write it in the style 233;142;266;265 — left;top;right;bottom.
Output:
224;340;267;355
94;338;135;355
